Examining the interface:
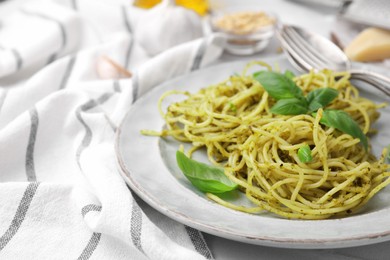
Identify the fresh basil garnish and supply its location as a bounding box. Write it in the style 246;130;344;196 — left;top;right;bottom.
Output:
306;88;339;112
176;151;238;194
270;98;309;115
284;70;296;80
298;145;313;163
253;71;305;101
253;71;338;114
253;70;367;149
317;109;368;150
228;102;237;112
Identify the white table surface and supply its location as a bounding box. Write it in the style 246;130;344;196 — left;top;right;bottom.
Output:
1;0;389;259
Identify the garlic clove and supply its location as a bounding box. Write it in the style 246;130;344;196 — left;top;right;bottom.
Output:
96;55;132;79
134;0;203;56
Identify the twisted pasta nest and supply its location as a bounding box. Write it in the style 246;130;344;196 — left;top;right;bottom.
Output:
150;62;390;219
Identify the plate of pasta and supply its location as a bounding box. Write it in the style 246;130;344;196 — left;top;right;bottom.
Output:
116;55;390;248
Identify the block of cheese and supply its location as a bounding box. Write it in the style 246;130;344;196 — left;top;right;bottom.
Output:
344;27;390;62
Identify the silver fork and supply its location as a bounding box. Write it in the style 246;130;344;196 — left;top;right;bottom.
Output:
277;25;390;97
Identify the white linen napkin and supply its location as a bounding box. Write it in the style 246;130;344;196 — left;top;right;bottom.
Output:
0;0;225;259
0;1;81;78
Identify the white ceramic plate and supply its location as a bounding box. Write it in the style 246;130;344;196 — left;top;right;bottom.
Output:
116;56;390;249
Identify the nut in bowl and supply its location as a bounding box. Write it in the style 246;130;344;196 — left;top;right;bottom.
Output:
208;8;278;55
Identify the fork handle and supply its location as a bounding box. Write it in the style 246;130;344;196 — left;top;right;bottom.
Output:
349;70;390;97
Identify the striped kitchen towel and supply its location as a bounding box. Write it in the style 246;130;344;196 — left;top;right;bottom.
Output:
0;1;80;78
0;0;225;259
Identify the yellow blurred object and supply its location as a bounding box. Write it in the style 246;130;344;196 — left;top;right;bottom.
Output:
176;0;209;16
133;0;209;15
133;0;161;8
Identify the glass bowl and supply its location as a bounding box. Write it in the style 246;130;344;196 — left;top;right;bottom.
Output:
205;7;279;55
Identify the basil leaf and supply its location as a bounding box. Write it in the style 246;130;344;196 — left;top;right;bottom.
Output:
228;102;237;112
253;71;305;101
284;70;296;80
317;109;368;150
176;151;238;194
270;98;309;115
298;145;313;163
307;88;338;112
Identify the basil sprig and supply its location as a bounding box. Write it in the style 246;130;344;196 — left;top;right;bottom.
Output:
270;98;308;115
253;71;338;114
315;110;368;150
298;145;313;163
176;151;238;194
253;70;368;149
284;70;296;80
253;71;305;101
306;88;339;112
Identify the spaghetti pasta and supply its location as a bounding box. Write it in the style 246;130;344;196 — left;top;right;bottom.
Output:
142;62;390;220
